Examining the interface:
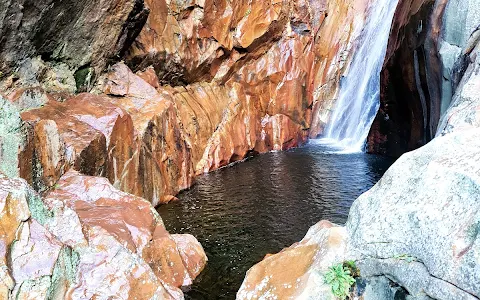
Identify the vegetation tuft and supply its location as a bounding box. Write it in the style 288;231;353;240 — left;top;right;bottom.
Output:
324;261;358;300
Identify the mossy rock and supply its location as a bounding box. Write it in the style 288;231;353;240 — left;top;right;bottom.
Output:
74;66;95;93
0;97;24;178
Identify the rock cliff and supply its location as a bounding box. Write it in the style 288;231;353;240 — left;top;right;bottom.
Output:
367;0;440;156
0;0;373;205
238;1;480;299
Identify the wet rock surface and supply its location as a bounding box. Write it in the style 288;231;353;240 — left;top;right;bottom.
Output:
369;0;480;158
368;0;439;156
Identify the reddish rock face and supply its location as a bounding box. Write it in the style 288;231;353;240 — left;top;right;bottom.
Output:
0;0;376;204
171;234;208;280
43;171;207;299
168;83;231;168
104;63;195;205
127;0;289;84
0;171;207;299
20;94;132;192
16;77;193;205
126;0;372;173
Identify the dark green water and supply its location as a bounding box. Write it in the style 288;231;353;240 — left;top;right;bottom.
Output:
157;143;394;299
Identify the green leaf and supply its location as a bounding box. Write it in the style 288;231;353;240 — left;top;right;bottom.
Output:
323;262;357;299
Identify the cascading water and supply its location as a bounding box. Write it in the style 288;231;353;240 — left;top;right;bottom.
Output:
323;0;399;152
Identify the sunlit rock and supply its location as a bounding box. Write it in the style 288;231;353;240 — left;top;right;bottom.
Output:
171;234;208;281
237;221;347;299
42;171;207;298
20;95;132;191
347;129;480;298
0;174;61;299
0;170;207;299
168;83;231;168
104;63;195;205
437;27;480;135
10;220;63;299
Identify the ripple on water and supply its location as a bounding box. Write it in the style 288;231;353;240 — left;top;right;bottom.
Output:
157;143;394;299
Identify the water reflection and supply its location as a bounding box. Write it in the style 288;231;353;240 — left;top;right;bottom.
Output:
157;143;394;299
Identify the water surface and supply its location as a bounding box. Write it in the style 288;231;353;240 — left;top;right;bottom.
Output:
158;143;394;299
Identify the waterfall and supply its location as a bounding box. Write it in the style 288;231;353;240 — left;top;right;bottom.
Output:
323;0;399;153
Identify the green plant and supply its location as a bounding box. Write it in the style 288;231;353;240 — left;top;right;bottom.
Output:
324;263;356;300
343;260;360;277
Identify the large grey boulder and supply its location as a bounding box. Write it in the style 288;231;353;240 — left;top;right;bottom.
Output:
347;129;480;298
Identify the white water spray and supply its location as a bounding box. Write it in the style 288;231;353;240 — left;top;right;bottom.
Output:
323;0;399;153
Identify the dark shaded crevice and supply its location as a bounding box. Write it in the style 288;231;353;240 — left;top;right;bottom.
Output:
126;51;189;86
114;0;150;61
414;47;432;143
31;0;85;60
367;0;444;157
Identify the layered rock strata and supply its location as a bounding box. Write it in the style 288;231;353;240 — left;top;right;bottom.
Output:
1;0;375;205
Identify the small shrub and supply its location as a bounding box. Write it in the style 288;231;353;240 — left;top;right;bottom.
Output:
343;260;360;277
324;263;356;300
